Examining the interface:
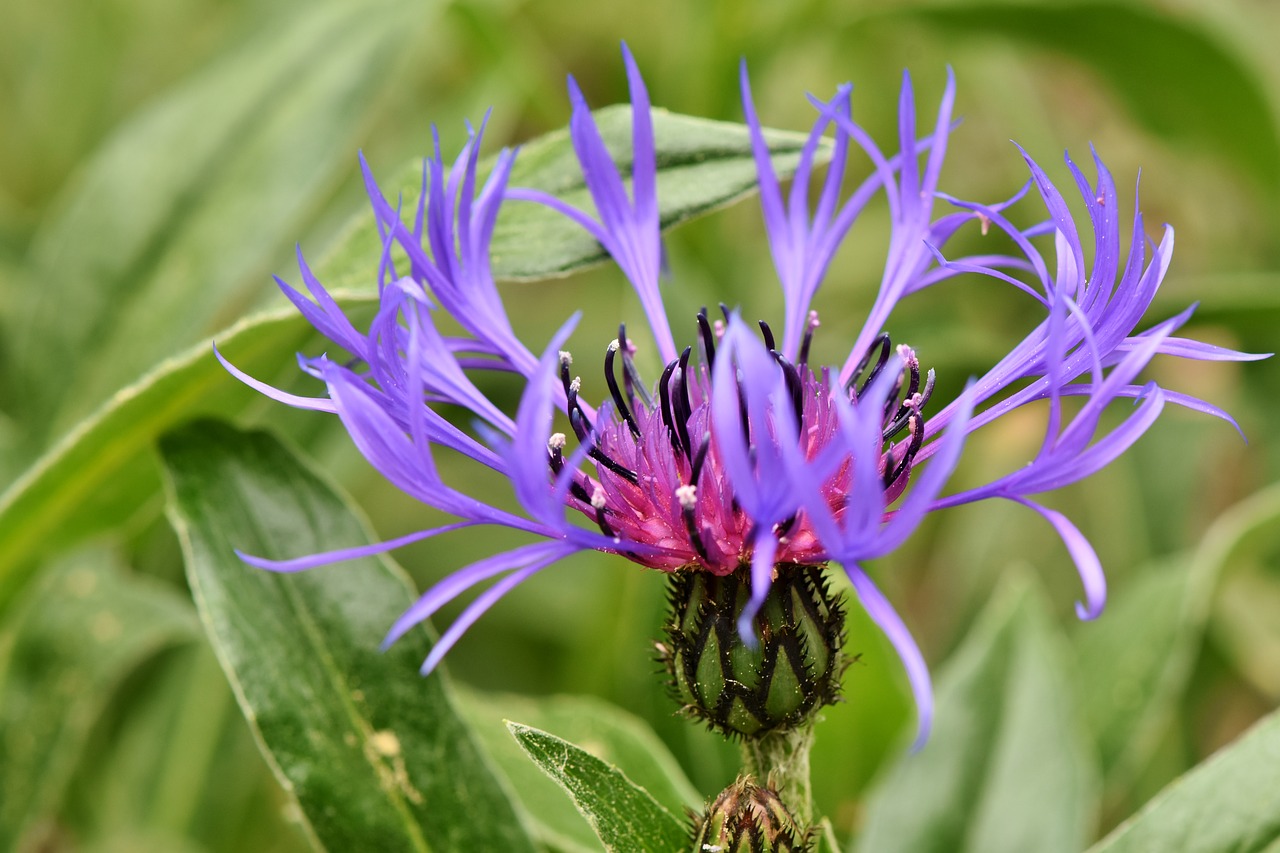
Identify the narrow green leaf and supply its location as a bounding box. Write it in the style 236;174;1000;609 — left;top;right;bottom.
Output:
508;722;690;853
159;420;534;852
879;2;1280;188
457;689;701;852
0;111;817;609
19;0;427;435
1074;485;1280;801
856;578;1097;853
66;640;310;852
1206;484;1280;703
1082;483;1280;784
1089;708;1280;852
0;297;361;609
0;547;198;850
1074;559;1194;782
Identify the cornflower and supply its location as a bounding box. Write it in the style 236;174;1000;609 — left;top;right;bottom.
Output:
221;46;1259;745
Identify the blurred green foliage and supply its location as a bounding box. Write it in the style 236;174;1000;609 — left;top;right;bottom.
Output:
1;0;1278;849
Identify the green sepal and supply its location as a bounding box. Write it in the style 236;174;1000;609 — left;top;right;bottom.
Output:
660;563;846;738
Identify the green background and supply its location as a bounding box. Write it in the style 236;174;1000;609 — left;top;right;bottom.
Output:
2;0;1278;849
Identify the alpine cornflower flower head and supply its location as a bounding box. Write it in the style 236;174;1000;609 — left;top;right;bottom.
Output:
223;45;1262;752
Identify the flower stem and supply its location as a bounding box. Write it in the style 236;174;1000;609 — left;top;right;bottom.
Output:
740;723;816;827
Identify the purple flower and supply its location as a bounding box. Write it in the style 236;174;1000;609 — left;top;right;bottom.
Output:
221;46;1263;745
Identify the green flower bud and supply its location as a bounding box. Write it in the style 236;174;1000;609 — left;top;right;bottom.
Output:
659;562;845;738
691;776;810;852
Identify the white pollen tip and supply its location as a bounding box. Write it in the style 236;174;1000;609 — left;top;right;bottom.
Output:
591;487;607;510
558;350;573;365
675;484;697;510
548;433;567;450
570;377;582;392
607;339;619;353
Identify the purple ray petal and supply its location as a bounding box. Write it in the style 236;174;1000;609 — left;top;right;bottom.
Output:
214;345;337;413
419;545;572;674
1011;496;1106;620
509;314;581;525
1140;336;1271;362
384;539;573;650
238;521;475;574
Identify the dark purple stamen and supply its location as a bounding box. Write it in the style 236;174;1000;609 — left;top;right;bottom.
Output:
559;354;574;396
673;346;694;461
882;371;905;423
680;493;711;563
758;320;777;352
604;341;641;437
906;359;922;399
658;357;682;454
548;441;597;506
696;308;717;373
771;352;805;425
617;323;653;409
690;433;711;485
851;333;892;397
560;367;639;483
571;480;596;506
883;367;936;440
731;361;751;448
883;409;913;440
567;391;591;441
595;503;616;537
569;408;640;484
595;451;640;485
560;361;594;436
919;368;937;407
798;325;815;371
884;408;925;487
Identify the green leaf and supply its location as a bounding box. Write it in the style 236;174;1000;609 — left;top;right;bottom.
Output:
507;722;690;853
456;689;701;852
1076;484;1280;798
159;419;534;852
1073;559;1196;784
1205;484;1280;703
67;642;262;849
856;578;1097;853
17;0;427;437
0;547;199;850
877;2;1280;189
1089;708;1280;852
0;110;817;610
